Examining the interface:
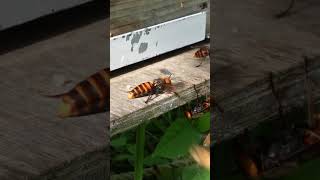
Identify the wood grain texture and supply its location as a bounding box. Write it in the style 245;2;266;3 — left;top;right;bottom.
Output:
110;42;210;136
212;0;320;143
0;19;108;179
110;0;209;36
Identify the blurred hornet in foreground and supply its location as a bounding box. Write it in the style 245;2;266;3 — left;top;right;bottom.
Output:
47;68;109;118
193;46;210;67
185;85;210;119
128;69;176;104
189;133;211;170
203;133;210;147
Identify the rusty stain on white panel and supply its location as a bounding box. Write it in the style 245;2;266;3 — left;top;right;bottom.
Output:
110;11;207;71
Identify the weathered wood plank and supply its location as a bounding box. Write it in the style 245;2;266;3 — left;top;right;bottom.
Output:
0;19;108;179
110;0;206;19
110;0;208;36
212;0;320;143
213;59;320;143
110;42;210;136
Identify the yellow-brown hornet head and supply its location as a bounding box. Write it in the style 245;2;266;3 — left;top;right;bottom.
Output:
161;75;172;85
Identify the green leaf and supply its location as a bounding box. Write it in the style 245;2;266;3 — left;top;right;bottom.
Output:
111;135;127;148
112;153;133;162
182;165;210;180
151;119;168;133
155;166;179;180
194;112;210;133
152;118;202;159
127;144;136;154
143;155;169;166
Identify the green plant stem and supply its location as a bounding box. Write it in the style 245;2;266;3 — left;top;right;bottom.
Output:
135;123;146;180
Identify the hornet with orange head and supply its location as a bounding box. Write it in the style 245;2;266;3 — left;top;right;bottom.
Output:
128;69;174;104
46;67;109;118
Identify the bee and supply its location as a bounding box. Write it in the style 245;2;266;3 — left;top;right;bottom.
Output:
128;69;175;104
185;85;210;119
46;68;109;118
193;46;210;67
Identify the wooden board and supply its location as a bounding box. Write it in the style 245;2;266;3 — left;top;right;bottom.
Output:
0;19;108;179
110;42;210;136
212;0;320;143
0;0;93;30
110;0;209;36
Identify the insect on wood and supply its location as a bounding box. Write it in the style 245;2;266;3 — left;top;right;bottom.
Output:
193;46;210;67
185;85;210;119
128;69;177;104
45;67;109;118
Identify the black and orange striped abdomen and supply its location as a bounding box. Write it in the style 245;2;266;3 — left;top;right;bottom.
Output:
55;68;109;118
128;81;154;99
194;47;209;58
185;111;193;119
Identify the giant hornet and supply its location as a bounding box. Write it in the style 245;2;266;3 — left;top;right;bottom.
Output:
193;46;210;67
189;133;211;170
46;67;109;118
128;69;177;104
185;85;210;119
189;144;210;170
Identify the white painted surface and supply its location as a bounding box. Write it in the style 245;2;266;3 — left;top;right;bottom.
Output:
0;0;93;30
110;12;207;71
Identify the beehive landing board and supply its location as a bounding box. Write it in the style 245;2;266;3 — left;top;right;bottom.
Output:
212;0;320;143
0;19;108;179
110;42;210;136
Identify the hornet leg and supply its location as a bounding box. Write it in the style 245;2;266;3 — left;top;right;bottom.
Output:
145;93;160;104
145;94;153;104
196;59;204;67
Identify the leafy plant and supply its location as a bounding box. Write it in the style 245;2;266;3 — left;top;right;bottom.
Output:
135;123;147;180
110;100;211;180
152;117;202;159
182;165;210;180
193;112;210;133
